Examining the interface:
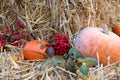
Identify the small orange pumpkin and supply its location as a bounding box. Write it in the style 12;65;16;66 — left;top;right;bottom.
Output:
112;25;120;36
74;27;120;66
23;40;49;60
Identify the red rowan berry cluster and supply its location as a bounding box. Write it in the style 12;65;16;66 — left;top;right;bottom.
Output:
50;34;70;55
0;19;31;49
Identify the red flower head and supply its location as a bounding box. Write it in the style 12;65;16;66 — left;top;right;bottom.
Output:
50;34;70;55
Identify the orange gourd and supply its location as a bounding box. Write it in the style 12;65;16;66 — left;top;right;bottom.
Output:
112;25;120;36
23;40;49;60
74;27;120;66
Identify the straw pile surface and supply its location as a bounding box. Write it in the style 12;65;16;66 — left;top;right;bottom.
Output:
0;0;120;80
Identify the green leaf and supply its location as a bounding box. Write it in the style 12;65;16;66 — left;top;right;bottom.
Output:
62;58;76;73
80;63;89;75
64;61;76;73
85;57;98;66
56;56;64;61
68;47;83;58
77;57;98;66
51;57;58;68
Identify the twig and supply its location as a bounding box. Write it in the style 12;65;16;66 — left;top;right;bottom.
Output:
24;72;36;80
54;69;62;80
8;54;20;70
76;70;88;80
41;71;46;80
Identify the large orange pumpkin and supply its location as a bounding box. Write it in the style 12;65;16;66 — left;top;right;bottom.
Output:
74;27;120;66
23;40;49;60
112;25;120;36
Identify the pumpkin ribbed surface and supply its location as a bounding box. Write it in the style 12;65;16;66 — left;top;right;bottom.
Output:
74;27;120;66
23;40;48;60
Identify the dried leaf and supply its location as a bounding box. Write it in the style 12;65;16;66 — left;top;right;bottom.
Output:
12;55;18;61
19;53;24;60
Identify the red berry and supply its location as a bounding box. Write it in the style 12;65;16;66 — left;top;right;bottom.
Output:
1;42;5;47
13;41;19;46
13;31;18;34
6;29;11;33
16;20;24;29
18;33;23;39
25;33;30;38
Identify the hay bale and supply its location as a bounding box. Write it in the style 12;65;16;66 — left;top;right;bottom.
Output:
0;0;120;80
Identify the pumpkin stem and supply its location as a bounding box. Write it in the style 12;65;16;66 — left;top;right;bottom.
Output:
102;25;109;34
40;44;49;49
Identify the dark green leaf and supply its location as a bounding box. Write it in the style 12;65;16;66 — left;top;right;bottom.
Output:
62;58;76;73
80;63;89;75
68;47;83;58
51;57;58;68
64;62;76;73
